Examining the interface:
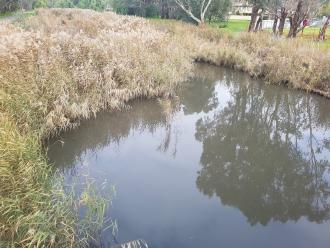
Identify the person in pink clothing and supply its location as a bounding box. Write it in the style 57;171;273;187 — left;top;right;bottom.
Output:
302;19;308;34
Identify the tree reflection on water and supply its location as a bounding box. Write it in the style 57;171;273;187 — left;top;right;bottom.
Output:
194;67;330;225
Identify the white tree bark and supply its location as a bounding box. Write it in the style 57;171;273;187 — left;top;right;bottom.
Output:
174;0;213;25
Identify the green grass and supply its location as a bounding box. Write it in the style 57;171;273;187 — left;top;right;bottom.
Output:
210;20;249;33
277;26;330;49
210;19;330;49
0;11;14;17
151;18;330;49
0;12;14;19
149;18;250;34
0;10;35;20
319;40;330;49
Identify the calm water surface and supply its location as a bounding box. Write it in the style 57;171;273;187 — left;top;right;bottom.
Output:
48;64;330;248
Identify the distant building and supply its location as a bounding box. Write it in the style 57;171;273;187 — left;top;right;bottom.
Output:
105;5;113;12
231;0;252;16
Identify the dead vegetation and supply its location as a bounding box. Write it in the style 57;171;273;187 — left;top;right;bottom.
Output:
1;8;192;137
0;8;191;247
152;19;330;98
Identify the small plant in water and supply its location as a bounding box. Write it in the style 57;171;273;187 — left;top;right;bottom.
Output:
64;164;117;247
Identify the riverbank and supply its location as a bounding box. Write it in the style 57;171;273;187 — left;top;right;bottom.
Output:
0;8;191;247
152;19;330;98
1;8;330;247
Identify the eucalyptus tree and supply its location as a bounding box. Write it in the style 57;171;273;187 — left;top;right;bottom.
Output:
267;0;292;35
268;0;297;35
257;0;296;35
248;0;270;32
268;0;323;37
207;0;231;22
318;0;330;40
277;0;293;35
287;0;321;38
173;0;214;25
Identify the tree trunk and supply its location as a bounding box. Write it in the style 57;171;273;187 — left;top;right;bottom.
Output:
273;13;279;34
288;17;297;38
255;11;264;32
318;16;330;40
200;0;212;27
200;13;205;27
174;0;202;25
160;0;169;19
199;18;206;27
278;7;288;36
174;0;212;27
288;0;305;38
249;5;260;32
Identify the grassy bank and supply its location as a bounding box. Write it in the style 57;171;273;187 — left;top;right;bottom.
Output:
0;8;191;247
152;19;330;97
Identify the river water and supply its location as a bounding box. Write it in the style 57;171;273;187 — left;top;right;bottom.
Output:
48;64;330;248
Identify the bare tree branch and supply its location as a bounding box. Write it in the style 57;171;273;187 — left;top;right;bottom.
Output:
174;0;214;25
174;0;201;24
202;0;213;17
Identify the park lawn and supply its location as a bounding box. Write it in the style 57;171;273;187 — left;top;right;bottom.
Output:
150;18;249;34
211;19;249;33
152;18;330;49
0;10;35;20
213;19;330;49
320;40;330;49
281;26;330;38
0;12;13;18
281;26;330;49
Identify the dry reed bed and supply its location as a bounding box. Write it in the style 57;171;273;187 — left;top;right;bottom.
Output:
0;9;192;247
1;8;192;137
153;20;330;98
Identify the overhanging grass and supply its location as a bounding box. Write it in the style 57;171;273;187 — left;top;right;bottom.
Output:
0;113;76;247
0;8;192;247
